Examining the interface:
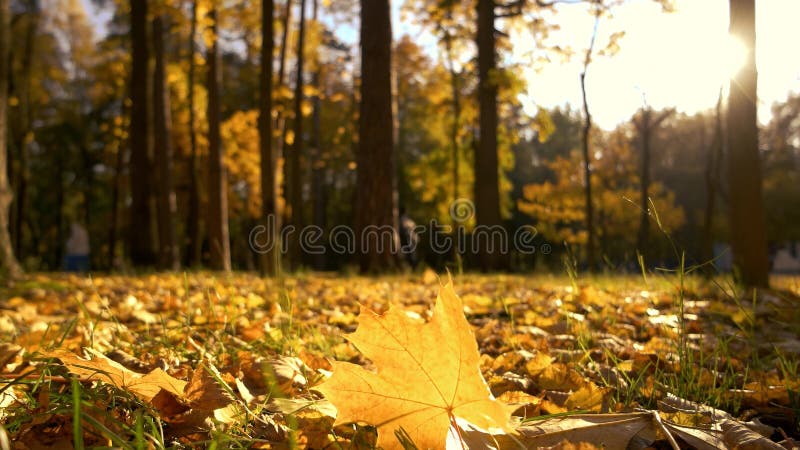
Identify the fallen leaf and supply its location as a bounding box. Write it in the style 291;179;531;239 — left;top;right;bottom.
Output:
184;363;235;412
460;412;654;448
315;280;513;450
662;421;725;450
564;383;610;412
46;348;186;402
0;343;22;369
722;419;785;450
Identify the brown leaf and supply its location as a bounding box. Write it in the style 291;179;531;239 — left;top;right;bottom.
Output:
537;363;586;391
184;364;235;412
315;280;513;450
0;343;22;369
461;412;654;449
722;419;785;450
45;348;185;402
564;383;611;412
662;421;725;450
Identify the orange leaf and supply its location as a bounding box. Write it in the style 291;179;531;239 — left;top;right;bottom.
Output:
315;280;513;450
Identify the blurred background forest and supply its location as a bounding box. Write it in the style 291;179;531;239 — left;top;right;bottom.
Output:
0;0;797;282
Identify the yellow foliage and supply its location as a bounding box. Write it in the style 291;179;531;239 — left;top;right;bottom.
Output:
519;127;685;255
221;110;262;218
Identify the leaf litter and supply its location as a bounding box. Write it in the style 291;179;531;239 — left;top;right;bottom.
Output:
0;272;798;449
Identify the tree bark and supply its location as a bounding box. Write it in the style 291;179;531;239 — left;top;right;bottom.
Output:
128;0;156;266
259;0;279;276
277;0;293;87
443;31;461;203
206;4;231;271
153;15;179;270
355;0;398;273
286;0;306;270
185;0;201;267
310;0;326;270
11;0;38;260
727;0;769;287
0;0;22;277
579;72;595;272
273;0;293;251
108;127;126;270
702;92;723;272
475;0;506;271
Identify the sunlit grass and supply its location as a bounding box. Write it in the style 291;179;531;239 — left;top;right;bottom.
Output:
0;270;797;447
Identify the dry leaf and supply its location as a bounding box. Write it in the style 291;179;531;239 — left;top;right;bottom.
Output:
315;280;513;450
46;348;186;402
564;383;610;412
184;364;235;412
721;419;785;450
460;412;654;448
662;421;725;450
0;343;22;369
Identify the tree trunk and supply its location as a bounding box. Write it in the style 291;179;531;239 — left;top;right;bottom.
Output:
185;0;201;267
443;31;461;203
702;92;723;272
277;0;293;86
475;0;505;271
727;0;769;287
0;0;22;277
128;0;156;266
634;107;671;256
259;0;279;276
153;15;180;270
285;0;306;270
206;4;231;271
55;149;64;269
275;0;293;232
636;110;651;255
11;0;38;260
579;72;596;272
355;0;397;273
310;0;325;270
579;12;600;272
108;130;126;270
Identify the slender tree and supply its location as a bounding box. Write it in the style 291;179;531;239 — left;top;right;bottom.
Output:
355;0;398;272
259;0;279;275
11;0;39;259
310;0;326;270
275;0;293;207
286;0;306;269
633;105;672;255
153;14;179;270
206;4;231;271
727;0;769;287
128;0;156;266
442;29;461;203
578;5;600;272
185;0;201;267
702;90;724;270
108;108;126;270
475;0;506;271
0;0;22;277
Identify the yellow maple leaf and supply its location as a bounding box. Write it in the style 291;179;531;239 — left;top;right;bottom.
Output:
315;281;513;450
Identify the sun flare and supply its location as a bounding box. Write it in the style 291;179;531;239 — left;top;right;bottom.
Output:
720;36;748;80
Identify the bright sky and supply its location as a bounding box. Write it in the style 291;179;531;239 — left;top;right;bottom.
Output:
85;0;800;130
509;0;800;129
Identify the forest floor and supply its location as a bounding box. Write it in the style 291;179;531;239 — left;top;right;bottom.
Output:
1;271;799;449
